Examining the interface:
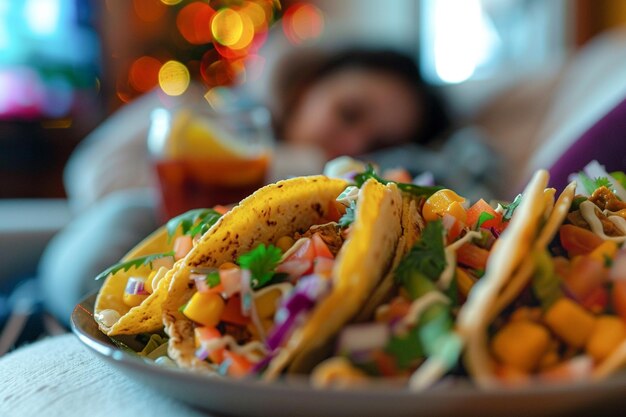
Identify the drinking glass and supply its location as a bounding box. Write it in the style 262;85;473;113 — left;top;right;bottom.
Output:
147;104;274;219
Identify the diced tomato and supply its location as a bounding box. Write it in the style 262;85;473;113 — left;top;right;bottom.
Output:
564;255;608;300
457;243;490;270
580;286;609;314
326;200;345;223
372;350;399;377
385;297;411;322
213;205;230;215
312;233;334;259
194;326;225;364
220;295;251;326
276;259;312;279
223;351;254;377
382;168;412;184
612;279;626;324
313;257;334;276
559;224;604;257
466;199;503;231
219;268;242;297
173;235;193;260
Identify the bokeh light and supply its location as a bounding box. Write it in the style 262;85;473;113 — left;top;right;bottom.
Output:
158;60;190;96
282;2;324;45
239;1;267;32
133;0;167;23
211;8;244;47
176;2;214;45
129;56;161;92
160;0;182;5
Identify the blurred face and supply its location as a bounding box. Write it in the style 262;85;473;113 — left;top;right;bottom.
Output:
282;68;421;159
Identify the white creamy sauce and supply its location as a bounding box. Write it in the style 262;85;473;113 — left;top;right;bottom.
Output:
396;291;450;334
580;201;626;243
202;335;268;362
437;230;483;291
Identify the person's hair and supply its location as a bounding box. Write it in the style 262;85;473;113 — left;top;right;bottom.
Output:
270;46;450;146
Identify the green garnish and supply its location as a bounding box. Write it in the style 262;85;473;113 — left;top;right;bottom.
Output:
578;171;613;195
238;244;283;289
139;334;167;357
395;220;447;286
95;251;175;281
532;250;563;310
354;164;443;198
166;208;222;241
570;196;587;212
502;194;522;221
385;327;423;370
476;211;495;229
611;171;626;190
338;200;356;227
205;271;221;288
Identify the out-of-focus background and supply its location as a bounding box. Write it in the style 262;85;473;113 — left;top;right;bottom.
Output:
1;0;626;346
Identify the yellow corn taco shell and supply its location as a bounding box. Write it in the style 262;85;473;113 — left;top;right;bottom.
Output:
162;175;404;376
458;171;575;388
94;222;182;336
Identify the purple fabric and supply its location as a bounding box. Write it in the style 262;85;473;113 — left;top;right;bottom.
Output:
548;96;626;192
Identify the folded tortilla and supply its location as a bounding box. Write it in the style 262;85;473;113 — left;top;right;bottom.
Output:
161;175;404;376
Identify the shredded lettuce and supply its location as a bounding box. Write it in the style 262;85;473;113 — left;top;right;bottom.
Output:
338;200;356;227
502;194;522;221
166;208;222;240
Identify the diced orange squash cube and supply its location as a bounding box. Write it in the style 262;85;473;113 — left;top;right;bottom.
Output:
456;267;476;299
491;320;551;372
585;315;626;362
254;288;282;319
589;240;619;264
183;292;225;327
544;298;596;349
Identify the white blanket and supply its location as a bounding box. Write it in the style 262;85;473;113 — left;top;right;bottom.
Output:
0;334;212;417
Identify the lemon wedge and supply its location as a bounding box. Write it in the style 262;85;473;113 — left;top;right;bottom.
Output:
165;109;250;159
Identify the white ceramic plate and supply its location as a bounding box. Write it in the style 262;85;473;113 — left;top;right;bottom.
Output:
71;293;626;417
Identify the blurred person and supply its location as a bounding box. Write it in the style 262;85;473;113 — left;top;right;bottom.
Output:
41;44;454;324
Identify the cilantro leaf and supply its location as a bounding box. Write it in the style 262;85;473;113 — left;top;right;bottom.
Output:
395;220;447;287
354;164;443;198
577;172;613;195
502;194;522;221
238;244;283;289
338;200;356;227
166;208;222;241
384;327;423;370
95;251;175;281
476;212;495;229
205;271;221;288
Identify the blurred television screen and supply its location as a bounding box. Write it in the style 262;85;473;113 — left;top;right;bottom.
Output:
0;0;100;120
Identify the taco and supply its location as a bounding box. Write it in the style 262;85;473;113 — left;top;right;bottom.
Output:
93;208;223;336
161;175;405;378
310;171;551;389
461;162;626;386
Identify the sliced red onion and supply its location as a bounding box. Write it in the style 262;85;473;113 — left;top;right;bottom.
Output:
125;277;148;295
293;274;330;302
240;269;266;341
413;171;435;186
276;259;312;280
191;273;211;293
195;345;209;361
251;353;275;374
490;226;501;238
265;310;299;351
336;322;390;355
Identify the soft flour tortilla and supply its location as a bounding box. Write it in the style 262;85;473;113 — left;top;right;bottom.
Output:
94;225;183;336
457;171;576;388
162;175;404;376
